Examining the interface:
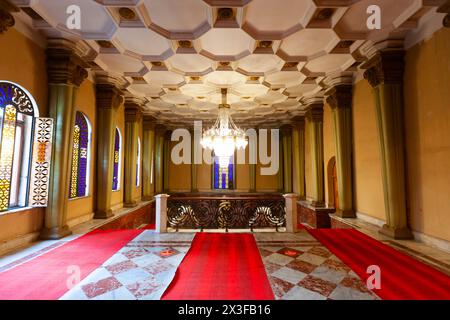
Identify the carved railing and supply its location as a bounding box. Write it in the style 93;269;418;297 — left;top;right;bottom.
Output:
167;193;286;232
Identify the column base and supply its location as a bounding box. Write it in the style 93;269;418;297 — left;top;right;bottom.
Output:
142;195;154;201
298;200;333;228
379;224;413;239
335;208;356;218
39;225;72;240
124;200;138;208
94;209;113;219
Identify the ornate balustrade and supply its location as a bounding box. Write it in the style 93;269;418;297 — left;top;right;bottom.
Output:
166;193;286;232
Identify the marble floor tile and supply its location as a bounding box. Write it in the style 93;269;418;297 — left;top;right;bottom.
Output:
296;252;327;266
268;275;295;299
272;267;307;285
264;253;295;266
328;285;379;300
114;267;152;286
105;260;138;275
298;275;337;297
309;265;348;284
286;259;317;274
82;276;122;299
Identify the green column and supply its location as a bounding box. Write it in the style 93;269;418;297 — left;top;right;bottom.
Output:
40;43;88;239
363;49;412;239
163;131;171;192
94;82;123;218
190;129;198;192
326;84;355;218
154;125;166;194
124;102;142;207
281;125;293;193
292;117;306;199
142;117;155;200
306;104;325;207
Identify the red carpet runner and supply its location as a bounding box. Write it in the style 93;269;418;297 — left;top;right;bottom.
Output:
0;229;142;300
306;228;450;300
162;233;274;300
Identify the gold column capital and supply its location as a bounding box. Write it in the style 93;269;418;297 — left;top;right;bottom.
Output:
143;116;156;131
46;42;88;86
0;0;18;34
305;104;324;122
125;103;143;122
325;84;353;110
362;49;405;87
95;83;124;110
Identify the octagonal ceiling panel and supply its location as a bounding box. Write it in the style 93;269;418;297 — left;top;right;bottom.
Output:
167;54;214;74
146;99;174;111
279;29;340;60
199;29;255;61
242;0;316;39
179;83;218;98
144;71;186;86
96;54;145;74
128;83;163;97
189;100;217;111
231;83;269;97
161;93;193;105
30;0;115;38
237;54;284;74
285;84;321;97
305;54;354;74
335;0;419;40
204;71;247;87
142;0;210;39
255;91;288;104
114;28;172;59
265;71;305;88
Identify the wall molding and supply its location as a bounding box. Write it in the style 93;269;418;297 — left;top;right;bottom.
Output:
356;211;386;227
0;231;40;257
66;212;94;229
412;231;450;254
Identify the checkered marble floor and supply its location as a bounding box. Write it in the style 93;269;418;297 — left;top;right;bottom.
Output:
254;231;380;300
60;231;195;300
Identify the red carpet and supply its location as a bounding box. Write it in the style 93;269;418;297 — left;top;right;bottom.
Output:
162;233;274;300
306;228;450;300
0;229;142;300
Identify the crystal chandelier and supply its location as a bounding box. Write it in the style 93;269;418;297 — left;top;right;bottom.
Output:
200;88;248;168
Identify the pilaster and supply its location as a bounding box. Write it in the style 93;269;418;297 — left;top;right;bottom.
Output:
142;117;156;200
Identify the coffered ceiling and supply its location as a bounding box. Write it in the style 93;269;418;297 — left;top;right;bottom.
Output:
10;0;447;126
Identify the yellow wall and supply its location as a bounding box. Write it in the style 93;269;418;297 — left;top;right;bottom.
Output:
352;79;386;221
132;120;143;201
256;131;279;192
404;28;450;241
0;28;47;242
168;140;191;191
67;80;97;222
304;119;313;199
111;101;125;210
323;103;336;206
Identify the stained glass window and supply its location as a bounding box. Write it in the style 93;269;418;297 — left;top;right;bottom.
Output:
213;156;234;190
136;138;141;187
112;128;121;191
0;81;38;212
69;111;91;199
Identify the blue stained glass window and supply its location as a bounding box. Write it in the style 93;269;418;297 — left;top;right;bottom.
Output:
69;111;90;198
213;156;233;190
112;128;121;191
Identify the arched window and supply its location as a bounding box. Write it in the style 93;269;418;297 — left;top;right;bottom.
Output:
136;138;141;187
0;81;52;212
112;128;122;191
213;155;234;190
69;111;91;199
